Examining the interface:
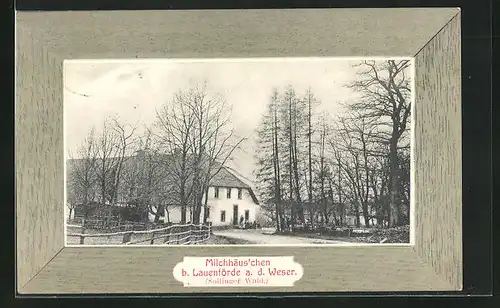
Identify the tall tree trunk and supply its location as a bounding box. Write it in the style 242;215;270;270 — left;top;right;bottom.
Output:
180;151;187;224
327;180;335;225
276;97;282;232
180;193;186;223
272;118;281;232
354;203;361;228
100;159;106;208
361;132;370;228
203;186;210;224
321;182;327;225
337;161;344;226
371;172;382;227
194;101;204;225
320;158;328;226
307;94;313;230
154;204;165;223
165;207;171;223
193;184;205;224
292;115;304;225
362;202;370;228
288;97;295;232
389;134;400;227
319;120;329;226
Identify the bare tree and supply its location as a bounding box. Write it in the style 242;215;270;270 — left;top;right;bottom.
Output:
66;128;98;222
271;89;283;231
109;117;137;206
155;89;197;223
368;153;391;227
256;86;325;232
279;86;308;230
185;81;246;224
120;128;168;223
155;81;246;224
95;119;120;209
336;114;377;228
304;87;320;230
256;89;284;231
347;60;412;227
316;112;330;226
92;117;137;224
329;144;347;226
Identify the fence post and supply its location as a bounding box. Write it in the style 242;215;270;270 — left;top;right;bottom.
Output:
150;231;156;245
163;227;171;244
122;232;132;244
79;227;85;244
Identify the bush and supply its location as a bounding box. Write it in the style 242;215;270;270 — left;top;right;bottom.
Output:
350;225;410;243
255;212;274;228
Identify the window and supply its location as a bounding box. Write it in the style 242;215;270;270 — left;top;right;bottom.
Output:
220;210;226;222
237;188;242;199
214;187;219;199
226;188;232;199
245;210;250;221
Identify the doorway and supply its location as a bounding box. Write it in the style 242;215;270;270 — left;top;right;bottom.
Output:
233;205;238;225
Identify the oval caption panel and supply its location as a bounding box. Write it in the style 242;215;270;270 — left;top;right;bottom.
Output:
173;256;304;287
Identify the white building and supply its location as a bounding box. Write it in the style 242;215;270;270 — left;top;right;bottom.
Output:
344;215;379;227
150;166;260;227
67;152;261;227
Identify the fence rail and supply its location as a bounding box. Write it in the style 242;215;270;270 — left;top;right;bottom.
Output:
68;218;152;232
67;223;211;245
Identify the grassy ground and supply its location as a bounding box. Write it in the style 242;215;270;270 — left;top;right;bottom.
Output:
66;225;408;245
66;226;251;245
277;225;410;244
199;235;251;245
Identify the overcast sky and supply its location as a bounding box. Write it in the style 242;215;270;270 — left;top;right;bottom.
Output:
64;58;409;184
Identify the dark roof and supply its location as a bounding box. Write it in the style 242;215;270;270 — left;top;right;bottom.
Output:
66;152;258;204
209;162;250;189
209;165;258;204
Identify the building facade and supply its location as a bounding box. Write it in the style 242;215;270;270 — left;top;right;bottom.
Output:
66;152;260;228
148;168;260;227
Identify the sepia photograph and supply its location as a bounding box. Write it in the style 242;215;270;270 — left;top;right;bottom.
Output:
64;58;414;246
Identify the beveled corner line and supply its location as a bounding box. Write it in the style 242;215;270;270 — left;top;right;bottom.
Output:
410;246;459;290
19;246;65;291
413;11;460;58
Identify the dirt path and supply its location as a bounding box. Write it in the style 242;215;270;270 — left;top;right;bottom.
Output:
212;229;350;245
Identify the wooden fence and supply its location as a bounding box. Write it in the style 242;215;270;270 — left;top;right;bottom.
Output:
68;218;151;232
67;223;211;245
